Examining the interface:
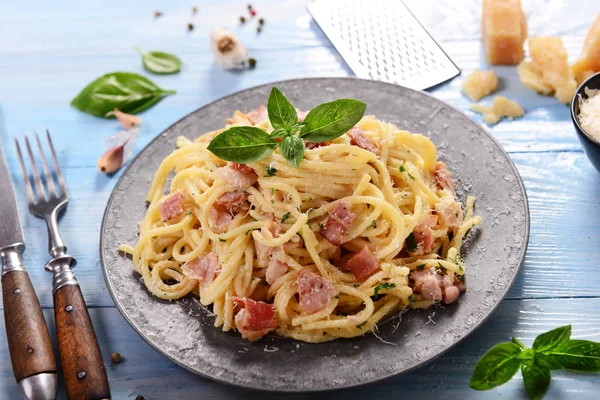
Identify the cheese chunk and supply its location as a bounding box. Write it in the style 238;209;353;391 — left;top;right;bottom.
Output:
481;0;527;65
470;96;525;125
573;13;600;84
518;37;578;104
461;70;498;101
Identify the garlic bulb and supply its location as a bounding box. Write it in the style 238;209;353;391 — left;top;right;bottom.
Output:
210;28;248;69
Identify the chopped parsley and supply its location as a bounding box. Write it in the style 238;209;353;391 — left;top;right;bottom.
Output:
270;188;276;194
416;264;426;270
353;283;360;288
455;211;459;217
459;264;465;271
281;212;291;223
371;282;396;301
271;200;275;204
405;232;418;252
369;220;377;229
266;166;277;176
185;211;192;215
356;322;367;329
333;294;339;299
245;228;260;236
297;233;305;246
219;238;226;242
408;172;415;180
408;295;415;302
308;197;313;201
317;222;324;230
399;164;407;173
261;280;270;286
438;262;446;270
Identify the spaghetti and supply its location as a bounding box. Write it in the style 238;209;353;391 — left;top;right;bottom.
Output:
120;109;482;343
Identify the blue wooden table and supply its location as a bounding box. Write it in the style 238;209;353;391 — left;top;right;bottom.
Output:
2;0;600;398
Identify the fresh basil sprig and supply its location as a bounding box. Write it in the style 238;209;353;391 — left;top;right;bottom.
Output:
470;325;600;400
207;86;366;167
71;72;176;117
135;47;182;75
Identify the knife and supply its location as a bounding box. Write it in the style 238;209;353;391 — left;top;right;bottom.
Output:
0;143;58;400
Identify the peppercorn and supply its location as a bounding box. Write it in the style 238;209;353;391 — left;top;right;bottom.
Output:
187;23;194;31
248;4;253;9
240;16;246;23
257;25;262;33
111;352;122;363
248;58;257;68
153;10;163;18
259;18;265;25
192;6;198;15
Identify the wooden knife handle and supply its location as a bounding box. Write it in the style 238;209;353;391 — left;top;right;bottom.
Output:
54;284;110;400
2;270;57;381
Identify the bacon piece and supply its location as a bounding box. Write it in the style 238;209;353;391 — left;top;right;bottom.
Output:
159;191;186;221
345;247;380;280
247;105;268;125
321;201;356;246
254;221;289;284
233;297;277;341
218;163;258;189
435;200;463;229
347;127;379;155
410;267;465;304
434;161;455;193
296;269;338;314
410;215;438;256
208;204;234;233
216;190;249;214
182;252;218;285
304;140;331;150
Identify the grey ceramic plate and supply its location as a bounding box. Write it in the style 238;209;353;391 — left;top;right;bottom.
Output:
100;77;529;392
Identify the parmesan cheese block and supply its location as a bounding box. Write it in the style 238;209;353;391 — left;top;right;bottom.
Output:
470;96;525;125
481;0;527;65
461;70;498;101
572;14;600;84
517;37;578;104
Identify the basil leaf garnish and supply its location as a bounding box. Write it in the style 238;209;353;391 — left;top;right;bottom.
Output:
270;127;290;139
279;135;305;168
207;127;277;163
545;340;600;372
71;72;176;117
522;362;551;400
136;47;182;74
300;99;366;143
267;87;298;131
532;325;571;353
470;342;522;390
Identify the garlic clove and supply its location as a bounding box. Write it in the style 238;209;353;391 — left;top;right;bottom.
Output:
105;108;141;130
98;142;127;174
210;28;248;69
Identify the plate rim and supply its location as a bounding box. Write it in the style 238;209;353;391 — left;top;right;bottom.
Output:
99;76;530;392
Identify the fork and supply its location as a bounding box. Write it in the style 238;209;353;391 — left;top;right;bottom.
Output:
15;130;111;400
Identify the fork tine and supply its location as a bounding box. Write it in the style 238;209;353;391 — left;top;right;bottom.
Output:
34;131;58;199
45;129;67;195
24;133;47;202
14;138;36;206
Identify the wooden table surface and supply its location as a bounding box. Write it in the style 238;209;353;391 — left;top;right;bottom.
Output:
1;0;600;398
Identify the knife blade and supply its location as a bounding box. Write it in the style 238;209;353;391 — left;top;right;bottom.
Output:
0;142;58;400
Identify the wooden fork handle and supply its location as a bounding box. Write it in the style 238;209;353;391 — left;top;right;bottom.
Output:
2;269;58;384
54;284;110;400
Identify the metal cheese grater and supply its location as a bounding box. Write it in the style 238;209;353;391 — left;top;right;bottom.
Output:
307;0;460;90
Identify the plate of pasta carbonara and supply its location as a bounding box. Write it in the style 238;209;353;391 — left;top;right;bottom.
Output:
100;78;529;391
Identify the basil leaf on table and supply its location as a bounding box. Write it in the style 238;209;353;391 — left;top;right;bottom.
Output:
267;87;298;131
522;362;551;400
71;72;176;117
534;353;563;371
135;47;182;74
544;340;600;372
300;99;366;143
470;342;522;390
279;135;305;168
532;325;571;352
207;126;277;164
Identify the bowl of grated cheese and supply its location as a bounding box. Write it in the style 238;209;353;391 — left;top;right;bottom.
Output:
571;71;600;172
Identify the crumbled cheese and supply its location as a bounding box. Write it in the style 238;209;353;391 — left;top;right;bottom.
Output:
578;88;600;140
481;0;527;65
461;70;498;101
573;13;600;84
470;96;525;125
517;37;577;104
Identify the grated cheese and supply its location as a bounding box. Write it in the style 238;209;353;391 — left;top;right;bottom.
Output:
470;96;525;125
461;70;498;101
578;87;600;140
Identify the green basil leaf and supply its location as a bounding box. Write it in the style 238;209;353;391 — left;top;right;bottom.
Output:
71;72;176;117
545;340;600;372
136;47;182;74
521;363;551;400
533;325;571;352
517;349;535;367
270;127;290;139
279;135;305;168
207;127;277;163
267;87;298;131
470;342;522;390
535;353;563;370
300;99;366;142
